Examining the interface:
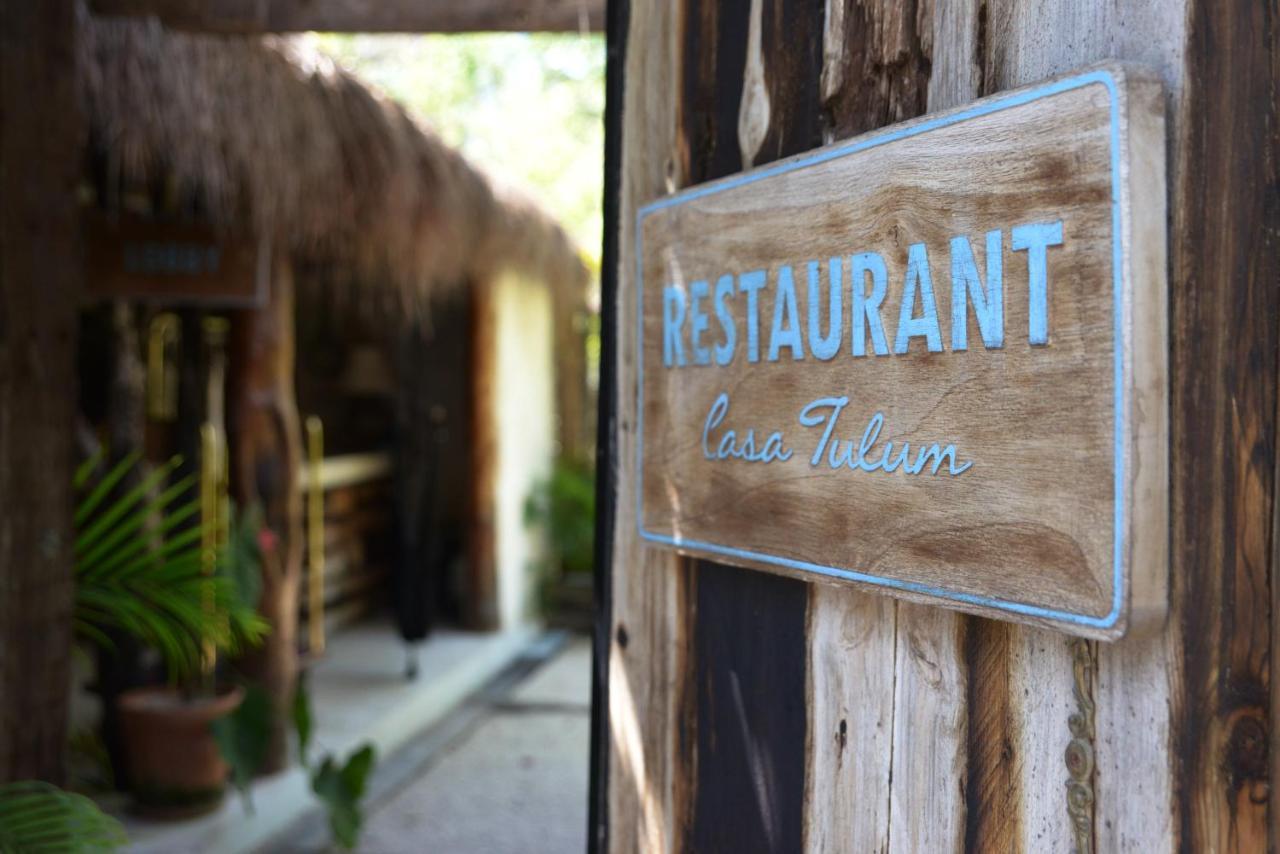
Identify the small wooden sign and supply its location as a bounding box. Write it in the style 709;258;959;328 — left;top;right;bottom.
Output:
636;64;1167;639
86;212;268;307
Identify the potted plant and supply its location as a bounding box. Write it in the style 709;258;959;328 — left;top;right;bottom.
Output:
73;452;266;817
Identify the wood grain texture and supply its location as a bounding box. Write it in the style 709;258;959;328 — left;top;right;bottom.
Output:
677;2;822;847
89;0;604;33
804;4;929;851
688;564;807;854
803;588;894;853
607;1;686;851
974;1;1187;850
603;0;1278;851
889;603;968;850
639;63;1167;638
0;0;81;782
1167;0;1277;847
819;0;932;142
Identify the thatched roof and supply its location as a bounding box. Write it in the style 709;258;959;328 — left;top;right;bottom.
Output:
79;11;589;306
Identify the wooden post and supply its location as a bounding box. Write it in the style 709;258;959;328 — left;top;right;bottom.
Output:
553;277;590;459
230;251;303;773
468;283;500;631
600;0;1279;850
0;0;82;784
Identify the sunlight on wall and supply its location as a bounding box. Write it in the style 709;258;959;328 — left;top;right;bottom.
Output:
490;272;555;629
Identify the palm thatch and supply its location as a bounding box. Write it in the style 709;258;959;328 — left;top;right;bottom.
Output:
79;11;589;306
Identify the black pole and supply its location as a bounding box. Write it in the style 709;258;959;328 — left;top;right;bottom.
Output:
587;0;628;850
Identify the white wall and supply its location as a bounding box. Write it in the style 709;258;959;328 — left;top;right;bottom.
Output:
488;271;556;631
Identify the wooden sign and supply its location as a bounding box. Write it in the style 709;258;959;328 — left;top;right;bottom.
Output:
86;212;268;306
636;64;1167;639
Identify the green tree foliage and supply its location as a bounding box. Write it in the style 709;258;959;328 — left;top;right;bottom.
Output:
525;454;595;578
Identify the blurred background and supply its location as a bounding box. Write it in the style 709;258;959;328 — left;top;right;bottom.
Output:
1;4;604;852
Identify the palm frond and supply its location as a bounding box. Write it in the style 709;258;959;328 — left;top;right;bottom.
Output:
73;454;266;681
72;451;141;527
0;781;127;852
74;456;183;562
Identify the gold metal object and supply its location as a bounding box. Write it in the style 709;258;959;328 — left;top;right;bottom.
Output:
198;316;232;683
305;415;326;656
1065;638;1097;854
146;313;180;421
199;422;220;681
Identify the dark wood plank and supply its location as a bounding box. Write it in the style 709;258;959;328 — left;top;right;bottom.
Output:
688;562;808;854
819;0;932;141
89;0;604;33
963;619;1021;852
0;0;81;784
1171;0;1278;847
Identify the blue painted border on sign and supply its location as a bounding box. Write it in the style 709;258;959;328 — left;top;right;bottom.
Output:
634;69;1126;629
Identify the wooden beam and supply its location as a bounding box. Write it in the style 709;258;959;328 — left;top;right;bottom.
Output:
89;0;604;33
0;0;81;784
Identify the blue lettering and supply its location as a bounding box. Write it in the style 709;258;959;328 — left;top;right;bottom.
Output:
807;257;843;361
688;279;711;365
894;243;943;354
712;274;737;365
767;265;804;361
738;270;767;363
950;229;1004;351
850;252;889;357
662;285;686;367
1011;220;1064;346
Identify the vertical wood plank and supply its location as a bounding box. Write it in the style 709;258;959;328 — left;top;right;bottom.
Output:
935;3;1084;850
1166;0;1277;847
962;619;1023;852
677;1;824;847
0;0;80;782
607;1;687;850
886;6;970;850
807;3;938;852
688;565;808;854
981;2;1189;850
889;604;967;851
804;589;895;854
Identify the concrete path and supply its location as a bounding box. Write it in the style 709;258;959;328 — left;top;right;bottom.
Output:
356;637;592;853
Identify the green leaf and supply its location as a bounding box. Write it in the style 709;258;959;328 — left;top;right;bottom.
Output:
339;745;376;801
309;744;377;851
74;456;181;558
0;781;127;852
73;451;103;491
73;451;140;527
219;503;264;613
210;685;272;815
292;673;314;769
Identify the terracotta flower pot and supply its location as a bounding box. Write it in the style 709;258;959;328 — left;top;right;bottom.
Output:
117;684;244;819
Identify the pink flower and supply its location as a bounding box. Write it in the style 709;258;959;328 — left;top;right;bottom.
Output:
257;527;278;555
